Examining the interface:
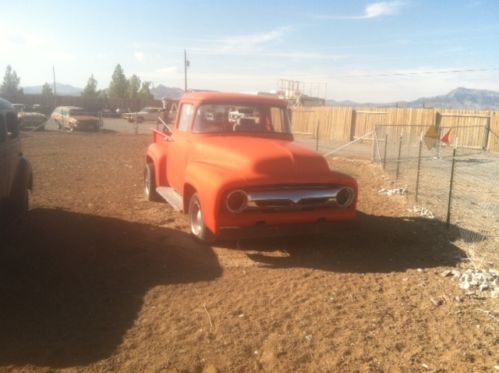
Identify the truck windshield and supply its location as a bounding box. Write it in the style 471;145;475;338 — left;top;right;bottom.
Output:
192;103;290;134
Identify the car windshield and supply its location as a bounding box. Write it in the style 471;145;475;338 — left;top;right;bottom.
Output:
192;103;290;134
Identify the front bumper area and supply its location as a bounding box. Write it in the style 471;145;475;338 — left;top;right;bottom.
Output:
218;216;354;240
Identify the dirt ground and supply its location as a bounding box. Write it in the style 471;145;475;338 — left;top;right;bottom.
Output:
0;130;497;372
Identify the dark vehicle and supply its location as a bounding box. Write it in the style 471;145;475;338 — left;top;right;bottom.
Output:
0;98;33;226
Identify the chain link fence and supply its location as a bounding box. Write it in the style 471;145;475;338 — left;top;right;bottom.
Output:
372;124;499;268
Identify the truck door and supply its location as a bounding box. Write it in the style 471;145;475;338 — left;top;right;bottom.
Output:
166;103;194;194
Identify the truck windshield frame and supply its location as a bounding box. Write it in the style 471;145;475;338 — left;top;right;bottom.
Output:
192;103;291;135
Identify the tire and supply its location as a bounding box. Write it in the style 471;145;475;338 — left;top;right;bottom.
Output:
5;174;29;224
188;193;215;243
144;163;160;201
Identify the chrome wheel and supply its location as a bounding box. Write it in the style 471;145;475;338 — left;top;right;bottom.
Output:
190;199;203;236
144;168;151;196
188;193;215;243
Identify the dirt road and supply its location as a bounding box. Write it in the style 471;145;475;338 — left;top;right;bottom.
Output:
0;130;497;372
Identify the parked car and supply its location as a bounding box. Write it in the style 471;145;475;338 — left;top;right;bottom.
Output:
12;103;25;114
123;107;163;123
144;92;358;241
18;111;47;131
0;98;33;226
51;106;101;131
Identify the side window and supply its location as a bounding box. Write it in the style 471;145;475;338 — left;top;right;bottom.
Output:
178;104;193;132
270;107;285;132
6;111;19;139
0;114;6;142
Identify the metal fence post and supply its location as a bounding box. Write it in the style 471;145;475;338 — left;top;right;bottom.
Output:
395;134;403;180
415;138;423;202
446;147;457;229
134;112;138;135
383;134;388;170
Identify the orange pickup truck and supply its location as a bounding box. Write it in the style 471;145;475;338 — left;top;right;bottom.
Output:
144;92;357;241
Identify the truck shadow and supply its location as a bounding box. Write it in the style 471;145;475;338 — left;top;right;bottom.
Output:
238;212;480;273
0;208;222;368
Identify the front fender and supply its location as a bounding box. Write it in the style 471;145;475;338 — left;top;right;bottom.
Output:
146;143;168;186
184;162;242;234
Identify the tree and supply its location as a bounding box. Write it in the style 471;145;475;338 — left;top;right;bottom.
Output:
82;74;98;97
128;74;141;99
41;83;53;97
1;65;23;97
138;81;154;100
108;64;128;98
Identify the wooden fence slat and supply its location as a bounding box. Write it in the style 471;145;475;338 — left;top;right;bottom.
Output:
291;106;499;153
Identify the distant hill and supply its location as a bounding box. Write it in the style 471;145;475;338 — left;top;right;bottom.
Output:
151;85;184;100
327;87;499;110
409;87;499;109
23;83;82;96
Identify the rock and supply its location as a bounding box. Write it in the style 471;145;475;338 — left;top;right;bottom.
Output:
441;270;453;277
451;270;461;278
430;297;444;306
479;283;490;292
417;268;423;273
459;281;471;290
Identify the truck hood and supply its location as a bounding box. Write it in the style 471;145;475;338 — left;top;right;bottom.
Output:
190;135;331;178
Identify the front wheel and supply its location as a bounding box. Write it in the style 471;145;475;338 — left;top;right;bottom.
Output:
144;163;160;201
188;193;215;243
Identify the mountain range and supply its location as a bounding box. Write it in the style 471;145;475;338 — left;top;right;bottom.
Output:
21;83;185;100
327;87;499;110
23;83;82;96
20;84;499;110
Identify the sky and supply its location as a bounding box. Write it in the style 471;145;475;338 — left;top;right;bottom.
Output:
1;0;498;102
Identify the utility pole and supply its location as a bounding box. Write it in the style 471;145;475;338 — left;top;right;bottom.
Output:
184;50;189;92
52;66;57;96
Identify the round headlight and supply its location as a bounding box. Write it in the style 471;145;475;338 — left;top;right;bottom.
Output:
336;187;354;208
226;190;248;213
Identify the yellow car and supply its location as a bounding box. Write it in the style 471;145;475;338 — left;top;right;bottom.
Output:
51;106;101;131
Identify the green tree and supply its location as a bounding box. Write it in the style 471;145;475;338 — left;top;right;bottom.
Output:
138;81;153;100
108;64;128;98
1;65;23;97
82;74;98;97
41;82;53;97
128;74;141;99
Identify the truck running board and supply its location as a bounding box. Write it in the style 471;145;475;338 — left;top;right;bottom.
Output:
156;187;183;212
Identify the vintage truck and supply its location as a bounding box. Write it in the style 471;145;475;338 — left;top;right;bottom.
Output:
144;92;357;241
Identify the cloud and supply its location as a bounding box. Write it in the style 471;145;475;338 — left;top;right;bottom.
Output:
220;26;291;49
134;51;144;62
314;1;404;20
0;26;47;48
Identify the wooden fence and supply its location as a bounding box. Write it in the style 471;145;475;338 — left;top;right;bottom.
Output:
291;107;499;152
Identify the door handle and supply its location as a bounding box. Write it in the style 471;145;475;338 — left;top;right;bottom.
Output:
164;137;175;142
